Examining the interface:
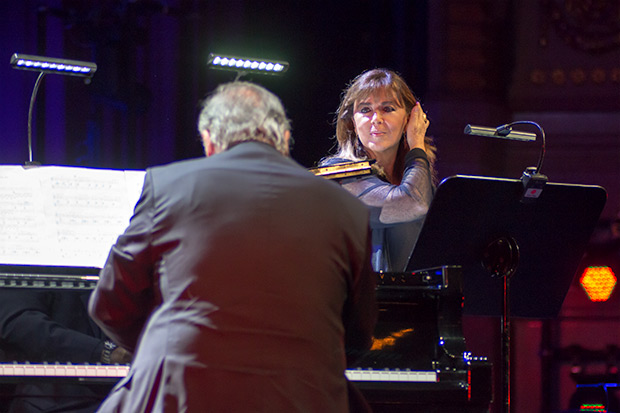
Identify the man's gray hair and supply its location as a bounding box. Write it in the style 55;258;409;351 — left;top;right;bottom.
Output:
197;81;292;155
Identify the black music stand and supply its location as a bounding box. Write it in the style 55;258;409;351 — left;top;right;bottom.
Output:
405;174;607;413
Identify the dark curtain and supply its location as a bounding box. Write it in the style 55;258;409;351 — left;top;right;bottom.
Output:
0;0;428;170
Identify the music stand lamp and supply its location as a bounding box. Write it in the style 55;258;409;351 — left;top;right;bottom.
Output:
207;53;289;80
10;53;97;166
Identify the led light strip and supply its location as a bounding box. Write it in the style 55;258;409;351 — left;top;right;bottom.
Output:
10;53;97;78
207;53;288;74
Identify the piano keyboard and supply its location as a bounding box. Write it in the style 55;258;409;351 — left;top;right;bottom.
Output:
0;363;129;378
345;369;437;383
0;364;437;384
0;265;101;290
0;363;437;383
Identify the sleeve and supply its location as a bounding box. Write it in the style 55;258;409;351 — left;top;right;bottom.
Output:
0;290;104;363
339;149;434;227
88;171;158;353
343;223;378;365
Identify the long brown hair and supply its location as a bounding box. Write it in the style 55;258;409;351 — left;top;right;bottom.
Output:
330;68;436;183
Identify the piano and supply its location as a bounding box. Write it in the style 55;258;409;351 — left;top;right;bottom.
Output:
347;265;493;412
0;265;492;412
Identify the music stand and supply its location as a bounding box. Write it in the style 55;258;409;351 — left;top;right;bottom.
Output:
406;174;607;413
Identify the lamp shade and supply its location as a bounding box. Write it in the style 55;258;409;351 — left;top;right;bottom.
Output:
10;53;97;78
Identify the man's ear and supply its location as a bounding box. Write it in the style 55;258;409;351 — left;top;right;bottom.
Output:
201;130;218;157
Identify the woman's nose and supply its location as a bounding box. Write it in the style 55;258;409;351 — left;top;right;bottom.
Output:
371;111;383;124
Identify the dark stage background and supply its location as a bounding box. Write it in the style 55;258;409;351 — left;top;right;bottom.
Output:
0;0;430;170
1;1;620;412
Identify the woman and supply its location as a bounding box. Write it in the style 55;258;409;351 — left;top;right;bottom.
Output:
321;68;437;272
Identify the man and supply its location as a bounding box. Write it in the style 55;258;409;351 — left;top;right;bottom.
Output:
88;81;377;412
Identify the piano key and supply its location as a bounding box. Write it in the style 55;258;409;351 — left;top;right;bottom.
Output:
345;368;437;383
0;363;129;378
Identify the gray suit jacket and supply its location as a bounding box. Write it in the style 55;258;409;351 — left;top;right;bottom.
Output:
89;142;376;412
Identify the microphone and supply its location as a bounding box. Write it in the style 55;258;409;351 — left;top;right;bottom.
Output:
464;124;537;142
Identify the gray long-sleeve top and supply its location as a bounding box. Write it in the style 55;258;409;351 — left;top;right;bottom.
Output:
321;149;434;271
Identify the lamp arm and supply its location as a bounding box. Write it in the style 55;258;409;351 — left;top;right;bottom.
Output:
503;120;546;174
27;72;46;165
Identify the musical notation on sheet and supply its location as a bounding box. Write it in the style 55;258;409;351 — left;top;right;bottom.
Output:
0;165;145;268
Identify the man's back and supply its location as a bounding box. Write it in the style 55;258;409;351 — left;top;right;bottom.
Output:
90;142;375;412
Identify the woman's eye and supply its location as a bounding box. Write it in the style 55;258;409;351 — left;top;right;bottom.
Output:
359;107;371;114
383;106;396;113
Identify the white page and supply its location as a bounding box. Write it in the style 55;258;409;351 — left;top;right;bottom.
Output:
0;166;51;265
0;165;145;268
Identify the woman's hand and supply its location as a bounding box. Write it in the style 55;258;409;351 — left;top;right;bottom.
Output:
405;102;429;151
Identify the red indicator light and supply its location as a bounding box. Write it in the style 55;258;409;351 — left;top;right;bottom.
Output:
579;403;606;412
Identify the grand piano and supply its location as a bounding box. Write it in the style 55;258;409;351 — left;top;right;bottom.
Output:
0;264;493;412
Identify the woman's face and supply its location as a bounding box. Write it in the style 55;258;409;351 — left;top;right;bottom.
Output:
352;88;408;160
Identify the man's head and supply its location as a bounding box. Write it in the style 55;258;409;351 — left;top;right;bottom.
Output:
197;81;292;156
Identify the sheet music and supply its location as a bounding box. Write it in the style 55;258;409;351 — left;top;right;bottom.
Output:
0;165;145;268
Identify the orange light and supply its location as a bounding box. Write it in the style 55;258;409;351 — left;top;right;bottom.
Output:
370;328;414;351
580;266;617;302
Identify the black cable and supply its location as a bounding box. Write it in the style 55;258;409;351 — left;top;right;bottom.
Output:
502;120;546;175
